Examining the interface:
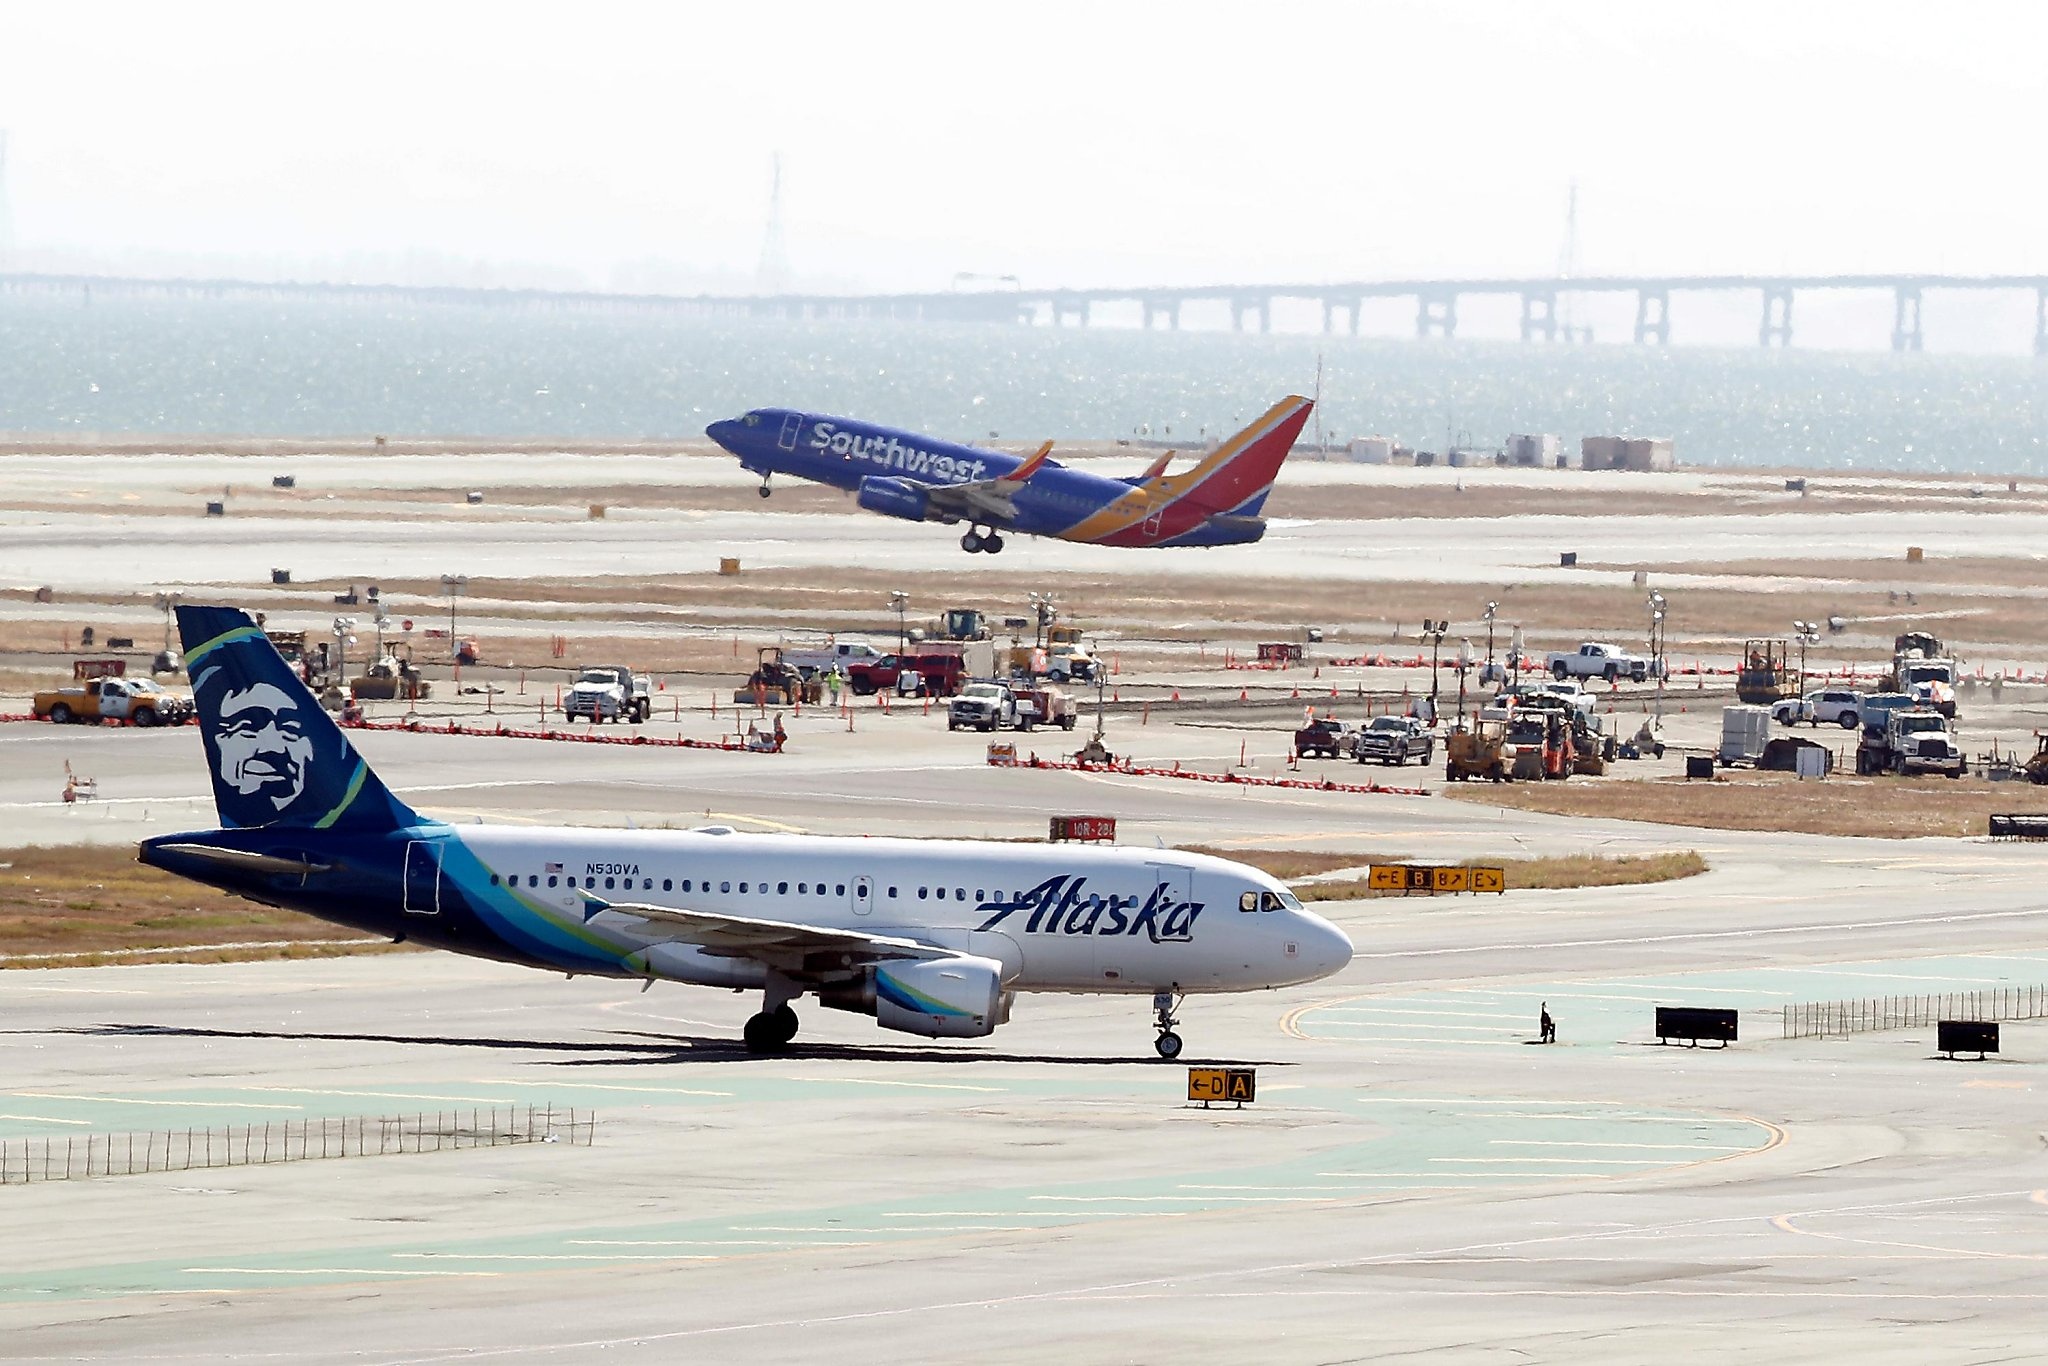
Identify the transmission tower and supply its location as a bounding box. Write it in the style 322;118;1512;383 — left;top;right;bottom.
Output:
754;151;789;294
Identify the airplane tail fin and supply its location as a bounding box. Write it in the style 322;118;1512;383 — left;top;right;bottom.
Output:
1141;396;1312;519
177;606;421;833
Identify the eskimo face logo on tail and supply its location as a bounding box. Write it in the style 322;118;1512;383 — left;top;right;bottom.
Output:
215;681;313;818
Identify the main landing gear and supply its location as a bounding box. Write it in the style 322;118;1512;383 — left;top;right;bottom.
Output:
743;1004;798;1053
743;973;802;1053
1152;988;1184;1059
960;527;1005;554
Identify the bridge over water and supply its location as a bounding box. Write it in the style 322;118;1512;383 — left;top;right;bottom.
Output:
5;270;2046;354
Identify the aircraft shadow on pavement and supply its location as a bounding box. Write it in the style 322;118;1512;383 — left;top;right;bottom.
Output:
54;1023;1293;1069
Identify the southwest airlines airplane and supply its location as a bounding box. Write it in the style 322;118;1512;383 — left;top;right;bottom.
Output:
142;607;1352;1057
706;395;1313;553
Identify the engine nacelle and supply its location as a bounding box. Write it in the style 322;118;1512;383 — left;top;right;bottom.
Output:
855;476;931;522
816;954;1005;1038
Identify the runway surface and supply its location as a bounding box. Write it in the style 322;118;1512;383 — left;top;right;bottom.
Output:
3;716;2047;1361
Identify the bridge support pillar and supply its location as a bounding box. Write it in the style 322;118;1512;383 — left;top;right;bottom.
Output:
1634;289;1670;344
1415;293;1457;339
1760;287;1794;348
1892;286;1923;351
1351;298;1363;336
1141;298;1180;330
1520;291;1557;342
1051;296;1090;327
2036;288;2048;358
1231;298;1268;333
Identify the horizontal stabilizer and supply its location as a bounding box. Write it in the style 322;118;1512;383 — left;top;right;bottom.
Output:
149;843;333;876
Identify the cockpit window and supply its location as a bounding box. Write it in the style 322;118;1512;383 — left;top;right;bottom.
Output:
1278;890;1304;911
1260;891;1285;912
1239;891;1259;912
743;413;762;426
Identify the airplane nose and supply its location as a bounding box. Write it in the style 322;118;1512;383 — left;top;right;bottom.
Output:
1295;910;1353;981
705;418;741;450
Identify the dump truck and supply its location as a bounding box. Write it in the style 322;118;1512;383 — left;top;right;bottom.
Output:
1012;683;1079;731
34;675;193;726
1882;708;1966;778
1851;692;1917;774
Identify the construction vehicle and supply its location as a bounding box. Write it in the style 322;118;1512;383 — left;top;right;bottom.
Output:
1013;683;1080;731
1890;651;1960;718
731;648;805;708
1735;639;1798;705
349;643;431;702
34;674;193;726
1506;708;1575;780
1444;718;1510;782
2025;734;2048;785
1881;708;1967;778
1851;692;1916;774
932;608;991;642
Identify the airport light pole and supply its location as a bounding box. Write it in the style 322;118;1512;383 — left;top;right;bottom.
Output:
1509;625;1524;690
889;591;909;654
1482;601;1498;682
1455;638;1473;726
1793;619;1820;686
1648;591;1668;722
440;575;467;659
333;616;357;687
1420;619;1448;708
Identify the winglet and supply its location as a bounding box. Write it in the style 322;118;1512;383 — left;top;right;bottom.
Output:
1003;440;1055;484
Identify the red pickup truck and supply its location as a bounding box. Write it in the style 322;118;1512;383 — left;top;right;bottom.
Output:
847;649;969;698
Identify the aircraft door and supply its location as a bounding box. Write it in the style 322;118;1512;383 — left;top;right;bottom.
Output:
777;414;803;452
1142;509;1164;540
851;875;873;917
403;840;443;915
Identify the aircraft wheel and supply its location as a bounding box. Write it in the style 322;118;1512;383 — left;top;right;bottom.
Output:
983;533;1004;553
757;483;771;499
771;1004;799;1045
743;1010;790;1054
1154;1031;1184;1060
961;530;984;553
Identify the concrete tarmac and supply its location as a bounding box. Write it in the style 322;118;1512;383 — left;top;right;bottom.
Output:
3;715;2048;1361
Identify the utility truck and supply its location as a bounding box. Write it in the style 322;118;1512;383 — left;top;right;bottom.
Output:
34;675;193;726
566;664;652;723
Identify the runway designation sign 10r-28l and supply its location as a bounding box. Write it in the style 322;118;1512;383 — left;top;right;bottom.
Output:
1187;1067;1257;1106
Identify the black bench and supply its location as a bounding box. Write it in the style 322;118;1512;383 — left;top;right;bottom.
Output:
1655;1006;1737;1048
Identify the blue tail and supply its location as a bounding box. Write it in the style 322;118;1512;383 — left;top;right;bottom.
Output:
177;606;420;832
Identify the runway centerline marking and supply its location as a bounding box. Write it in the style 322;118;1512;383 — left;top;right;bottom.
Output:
238;1087;520;1105
470;1078;732;1097
6;1092;303;1111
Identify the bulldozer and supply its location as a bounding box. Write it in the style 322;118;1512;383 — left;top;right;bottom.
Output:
1444;718;1510;782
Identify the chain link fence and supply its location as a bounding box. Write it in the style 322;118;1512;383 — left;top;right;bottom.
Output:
1;1104;593;1184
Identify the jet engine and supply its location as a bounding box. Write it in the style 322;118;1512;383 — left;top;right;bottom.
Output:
855;476;931;522
817;954;1006;1038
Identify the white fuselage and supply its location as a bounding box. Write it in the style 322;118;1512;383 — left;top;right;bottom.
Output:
450;825;1351;997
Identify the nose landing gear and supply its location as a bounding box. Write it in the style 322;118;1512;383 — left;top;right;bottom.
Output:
757;477;772;499
1152;988;1184;1059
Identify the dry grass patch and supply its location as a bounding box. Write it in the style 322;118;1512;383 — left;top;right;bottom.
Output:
1443;771;2038;839
0;845;401;966
1180;845;1707;894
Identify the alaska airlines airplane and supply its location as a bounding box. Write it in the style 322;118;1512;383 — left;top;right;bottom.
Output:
142;607;1352;1057
706;395;1313;554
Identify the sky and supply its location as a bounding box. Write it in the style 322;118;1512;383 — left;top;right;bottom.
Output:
0;3;2042;295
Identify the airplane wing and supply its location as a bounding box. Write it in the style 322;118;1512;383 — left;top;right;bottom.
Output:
921;440;1053;524
585;899;952;968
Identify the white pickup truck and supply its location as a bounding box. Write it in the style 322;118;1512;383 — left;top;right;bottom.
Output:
785;640;886;678
1546;642;1653;683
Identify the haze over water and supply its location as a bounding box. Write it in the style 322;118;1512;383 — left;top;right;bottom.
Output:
3;293;2044;474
